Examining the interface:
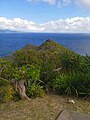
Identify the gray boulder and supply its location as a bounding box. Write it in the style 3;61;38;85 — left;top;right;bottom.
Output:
55;110;90;120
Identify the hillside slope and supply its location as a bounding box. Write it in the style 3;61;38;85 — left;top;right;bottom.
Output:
13;39;73;67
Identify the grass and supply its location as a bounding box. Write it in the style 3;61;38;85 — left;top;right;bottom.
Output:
0;95;90;120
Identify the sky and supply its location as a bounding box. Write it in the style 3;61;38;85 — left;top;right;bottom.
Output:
0;0;90;32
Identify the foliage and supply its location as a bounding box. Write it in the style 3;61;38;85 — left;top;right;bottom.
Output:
1;65;14;80
52;51;90;98
53;71;90;97
59;51;84;73
22;65;45;97
0;60;44;98
26;84;45;97
3;85;14;102
0;85;15;102
12;65;45;98
0;79;8;86
0;40;90;100
0;58;10;68
13;50;41;67
13;40;68;68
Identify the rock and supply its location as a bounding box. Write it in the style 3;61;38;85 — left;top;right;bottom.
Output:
55;110;90;120
46;39;53;42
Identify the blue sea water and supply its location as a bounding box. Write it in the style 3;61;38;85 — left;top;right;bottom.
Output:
0;33;90;57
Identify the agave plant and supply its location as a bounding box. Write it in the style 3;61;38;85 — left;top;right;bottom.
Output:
59;51;83;73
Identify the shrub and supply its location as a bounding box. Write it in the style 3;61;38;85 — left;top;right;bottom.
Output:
59;51;84;73
1;65;14;80
53;71;90;98
14;65;45;98
3;85;15;102
13;50;41;67
52;75;67;94
26;84;45;97
0;79;8;86
0;41;90;100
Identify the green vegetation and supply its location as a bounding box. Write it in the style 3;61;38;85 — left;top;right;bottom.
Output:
0;39;90;102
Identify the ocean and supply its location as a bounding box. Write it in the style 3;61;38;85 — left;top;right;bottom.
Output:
0;33;90;57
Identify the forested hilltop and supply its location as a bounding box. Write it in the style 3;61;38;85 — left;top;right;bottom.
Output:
0;39;90;102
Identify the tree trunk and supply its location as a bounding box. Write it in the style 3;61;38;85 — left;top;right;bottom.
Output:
12;79;30;100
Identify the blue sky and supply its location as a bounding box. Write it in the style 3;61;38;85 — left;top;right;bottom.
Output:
0;0;90;32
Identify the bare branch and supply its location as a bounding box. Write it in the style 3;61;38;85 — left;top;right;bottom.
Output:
0;66;6;75
0;77;9;83
53;68;62;72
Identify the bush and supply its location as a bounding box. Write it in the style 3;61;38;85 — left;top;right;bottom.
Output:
13;50;41;67
0;79;9;86
0;41;90;100
1;85;15;102
53;74;69;95
24;65;45;97
26;84;45;97
59;51;84;73
53;71;90;98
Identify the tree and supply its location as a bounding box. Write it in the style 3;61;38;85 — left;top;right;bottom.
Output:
0;60;40;100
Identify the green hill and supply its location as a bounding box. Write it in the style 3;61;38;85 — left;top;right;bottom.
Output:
22;39;69;52
0;39;90;103
13;39;72;67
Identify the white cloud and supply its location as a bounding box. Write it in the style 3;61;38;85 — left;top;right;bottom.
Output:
27;0;70;7
58;0;70;7
43;0;57;5
27;0;90;9
39;17;90;32
0;17;37;32
27;0;57;4
0;17;90;32
75;0;90;9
